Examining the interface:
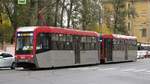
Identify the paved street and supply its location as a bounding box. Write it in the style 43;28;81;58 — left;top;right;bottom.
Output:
1;59;150;84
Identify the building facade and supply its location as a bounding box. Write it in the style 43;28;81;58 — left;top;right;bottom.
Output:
103;0;150;43
133;0;150;43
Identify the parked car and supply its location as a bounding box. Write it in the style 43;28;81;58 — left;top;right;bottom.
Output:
0;52;15;69
137;50;148;59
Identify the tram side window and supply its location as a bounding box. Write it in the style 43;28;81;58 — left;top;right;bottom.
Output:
128;40;130;49
113;39;118;50
51;34;63;50
51;34;73;50
36;33;51;53
118;40;122;50
129;40;137;50
85;37;91;50
80;36;86;50
128;40;132;50
91;37;97;50
127;40;131;50
117;40;120;50
51;34;59;50
113;39;123;50
80;36;97;50
58;34;65;50
63;34;73;50
121;40;125;50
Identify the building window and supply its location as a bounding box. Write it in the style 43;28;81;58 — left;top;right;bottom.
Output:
128;22;131;31
141;29;147;37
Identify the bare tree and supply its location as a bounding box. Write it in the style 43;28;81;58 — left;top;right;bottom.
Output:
60;0;66;27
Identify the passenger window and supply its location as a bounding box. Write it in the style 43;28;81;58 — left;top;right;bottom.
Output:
36;33;51;53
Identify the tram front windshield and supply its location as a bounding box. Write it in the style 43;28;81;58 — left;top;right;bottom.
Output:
16;32;33;54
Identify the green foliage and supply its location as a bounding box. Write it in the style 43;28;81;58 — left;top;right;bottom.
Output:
81;0;101;30
113;0;128;34
0;0;137;45
87;22;99;32
0;14;13;44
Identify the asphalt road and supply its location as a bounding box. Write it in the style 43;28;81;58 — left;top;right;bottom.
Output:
1;59;150;84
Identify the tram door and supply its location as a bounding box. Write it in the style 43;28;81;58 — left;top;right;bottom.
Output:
104;38;113;61
125;40;128;60
74;36;80;64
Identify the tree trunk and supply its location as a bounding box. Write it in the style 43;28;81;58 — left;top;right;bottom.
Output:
11;0;17;44
67;0;73;28
54;0;60;26
60;0;66;27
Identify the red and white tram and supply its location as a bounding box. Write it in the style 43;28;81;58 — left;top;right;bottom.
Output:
15;26;138;69
100;34;137;63
15;26;100;69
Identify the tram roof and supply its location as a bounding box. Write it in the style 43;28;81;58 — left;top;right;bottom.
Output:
17;26;99;37
17;26;37;32
102;34;136;40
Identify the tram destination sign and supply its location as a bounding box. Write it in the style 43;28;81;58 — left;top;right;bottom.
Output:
17;32;33;37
